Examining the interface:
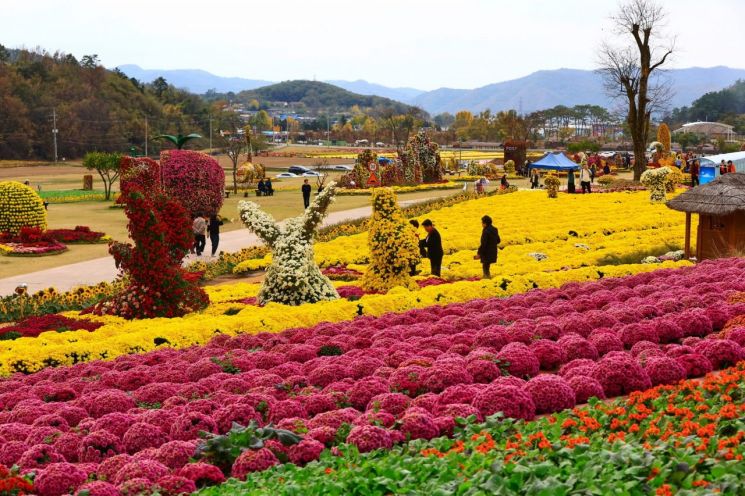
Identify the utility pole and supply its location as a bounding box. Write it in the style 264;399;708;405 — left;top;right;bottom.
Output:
144;116;148;156
52;109;58;163
209;115;213;154
326;115;330;147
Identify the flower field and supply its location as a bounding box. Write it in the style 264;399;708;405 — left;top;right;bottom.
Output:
0;259;744;495
1;182;744;495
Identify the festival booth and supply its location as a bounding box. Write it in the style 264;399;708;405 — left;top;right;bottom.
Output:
698;152;745;184
528;152;581;172
529;152;581;193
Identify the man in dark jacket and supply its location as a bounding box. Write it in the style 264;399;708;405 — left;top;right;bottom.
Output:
302;179;312;208
475;215;500;279
421;219;443;277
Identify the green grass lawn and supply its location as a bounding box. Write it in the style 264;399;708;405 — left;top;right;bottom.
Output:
0;187;462;279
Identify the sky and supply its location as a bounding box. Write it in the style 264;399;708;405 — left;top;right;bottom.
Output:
4;0;745;91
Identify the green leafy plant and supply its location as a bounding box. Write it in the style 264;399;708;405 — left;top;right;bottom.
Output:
195;421;303;474
154;133;202;149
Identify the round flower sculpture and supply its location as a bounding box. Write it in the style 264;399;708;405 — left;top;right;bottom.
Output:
238;182;339;305
640;167;671;203
0;181;47;235
544;172;560;198
360;188;420;292
160;150;225;216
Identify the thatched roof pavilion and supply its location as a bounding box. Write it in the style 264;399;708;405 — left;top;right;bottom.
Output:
666;173;745;260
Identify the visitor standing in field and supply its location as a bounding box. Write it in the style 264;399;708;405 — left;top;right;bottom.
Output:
209;214;223;257
421;219;444;277
302;179;312;208
579;164;592;193
475;215;500;279
530;168;540;189
192;213;207;257
689;160;700;187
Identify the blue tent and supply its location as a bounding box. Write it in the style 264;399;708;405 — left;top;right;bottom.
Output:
529;152;580;171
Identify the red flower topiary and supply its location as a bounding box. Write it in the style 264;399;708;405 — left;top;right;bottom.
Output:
567;375;606;404
161;150;224;217
644;356;686;386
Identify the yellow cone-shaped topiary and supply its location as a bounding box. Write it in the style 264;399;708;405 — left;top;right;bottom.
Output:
657;123;671;154
361;188;420;292
0;181;47;234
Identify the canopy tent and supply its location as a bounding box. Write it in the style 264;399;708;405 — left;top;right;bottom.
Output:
528;152;580;171
699;151;745;172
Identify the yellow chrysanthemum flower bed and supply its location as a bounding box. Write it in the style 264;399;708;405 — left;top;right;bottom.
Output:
0;181;47;234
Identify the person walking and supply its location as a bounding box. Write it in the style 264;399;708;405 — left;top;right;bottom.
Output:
530;168;540;189
475;215;500;279
579;163;592;193
192;213;207;257
421;219;444;277
689;159;700;187
302;179;312;208
208;213;223;257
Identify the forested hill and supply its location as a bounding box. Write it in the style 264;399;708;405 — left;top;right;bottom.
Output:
0;47;217;160
669;80;745;133
232;80;422;116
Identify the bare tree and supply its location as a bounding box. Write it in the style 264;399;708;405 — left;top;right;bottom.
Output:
221;132;245;194
597;0;675;180
312;159;329;192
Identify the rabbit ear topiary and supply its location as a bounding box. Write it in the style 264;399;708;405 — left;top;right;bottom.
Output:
0;181;47;235
239;183;339;306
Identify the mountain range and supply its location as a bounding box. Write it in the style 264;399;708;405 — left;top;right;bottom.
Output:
117;64;745;115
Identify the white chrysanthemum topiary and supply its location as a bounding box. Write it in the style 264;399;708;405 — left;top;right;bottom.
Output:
238;182;339;305
640;167;671;203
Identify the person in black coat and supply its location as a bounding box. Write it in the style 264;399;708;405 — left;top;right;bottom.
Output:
474;215;500;279
208;214;224;256
421;219;443;277
302;179;312;208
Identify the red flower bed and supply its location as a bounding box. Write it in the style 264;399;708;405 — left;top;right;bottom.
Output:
0;314;103;340
1;259;744;495
45;226;106;244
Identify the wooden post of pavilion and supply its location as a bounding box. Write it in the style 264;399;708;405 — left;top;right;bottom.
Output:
684;212;691;259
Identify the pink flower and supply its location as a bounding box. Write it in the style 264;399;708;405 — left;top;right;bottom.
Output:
592;354;651;397
34;462;88;496
79;430;123;463
176;462;226;487
346;425;393;452
169;412;218;441
288;439;325;465
154;441;197;470
524;375;576;414
366;393;411;416
231;448;279;480
567;375;606;404
472;384;535;421
114;459;170;485
18;444;65;469
496;343;540;378
530;340;565;370
74;481;120;496
156;475;197;496
399;412;440;440
123;422;169;454
644;356;686;386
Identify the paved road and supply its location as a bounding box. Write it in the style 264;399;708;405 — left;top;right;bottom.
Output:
0;202;419;296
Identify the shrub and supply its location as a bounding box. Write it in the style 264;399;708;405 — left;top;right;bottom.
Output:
0;181;47;234
360;188;420;292
161;150;225;216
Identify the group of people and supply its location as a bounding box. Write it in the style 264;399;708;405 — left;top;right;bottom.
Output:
256;178;274;196
191;213;223;257
474;175;510;194
410;215;501;280
719;159;738;176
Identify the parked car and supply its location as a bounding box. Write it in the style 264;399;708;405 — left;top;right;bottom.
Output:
276;172;298;178
332;165;353;171
288;166;311;175
599;151;617;158
302;171;323;177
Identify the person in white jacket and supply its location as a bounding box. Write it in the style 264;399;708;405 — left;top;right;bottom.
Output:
579;164;592;194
